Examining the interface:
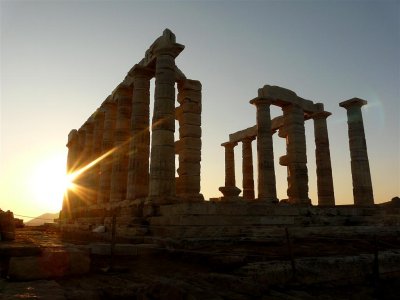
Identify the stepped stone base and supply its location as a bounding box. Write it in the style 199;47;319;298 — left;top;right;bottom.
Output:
59;200;400;243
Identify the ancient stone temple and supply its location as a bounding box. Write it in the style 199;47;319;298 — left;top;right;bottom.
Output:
60;29;376;237
220;86;336;206
61;29;203;224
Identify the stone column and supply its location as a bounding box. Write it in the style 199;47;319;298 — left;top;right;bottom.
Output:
81;120;95;206
76;127;87;168
73;126;87;211
98;97;117;204
126;65;153;200
282;104;310;205
66;129;80;173
219;142;241;198
242;137;255;200
90;109;105;204
312;107;335;206
250;98;277;203
62;129;79;219
148;52;177;203
175;79;203;201
339;98;374;206
110;85;133;202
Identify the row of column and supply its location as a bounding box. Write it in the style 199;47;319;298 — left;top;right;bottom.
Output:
220;98;373;206
64;55;203;217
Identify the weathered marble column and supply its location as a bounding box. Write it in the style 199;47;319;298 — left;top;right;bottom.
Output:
312;106;335;206
219;142;241;198
282;104;311;205
175;79;203;201
66;129;80;173
90;109;105;204
339;98;374;206
81;120;95;205
242;137;255;200
148;51;179;203
74;126;87;210
62;129;80;218
126;65;153;200
98;97;117;204
250;98;277;203
76;127;87;168
110;84;133;202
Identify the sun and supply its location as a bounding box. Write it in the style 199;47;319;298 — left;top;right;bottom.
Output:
29;153;71;212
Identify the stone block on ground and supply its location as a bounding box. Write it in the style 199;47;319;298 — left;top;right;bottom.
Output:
7;247;90;280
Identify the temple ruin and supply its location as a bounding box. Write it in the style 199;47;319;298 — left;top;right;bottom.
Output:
60;29;377;237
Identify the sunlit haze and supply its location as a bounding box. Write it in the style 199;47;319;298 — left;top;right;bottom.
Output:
1;0;399;221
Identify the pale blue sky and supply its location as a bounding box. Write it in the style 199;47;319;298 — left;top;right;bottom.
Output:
1;0;399;218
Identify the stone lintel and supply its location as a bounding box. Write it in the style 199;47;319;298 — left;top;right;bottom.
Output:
258;85;298;101
228;116;284;143
297;97;317;113
229;126;257;143
255;85;317;113
339;98;368;109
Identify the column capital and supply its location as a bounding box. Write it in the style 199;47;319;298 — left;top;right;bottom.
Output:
112;83;133;101
128;64;154;79
339;98;367;109
311;111;332;120
221;141;238;148
249;97;273;107
241;136;256;143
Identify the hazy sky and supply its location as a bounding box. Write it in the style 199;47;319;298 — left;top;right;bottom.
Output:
1;0;399;219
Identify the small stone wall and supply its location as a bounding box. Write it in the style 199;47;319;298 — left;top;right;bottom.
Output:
0;210;16;241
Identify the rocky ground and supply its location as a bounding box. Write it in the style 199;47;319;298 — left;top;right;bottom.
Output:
1;227;400;299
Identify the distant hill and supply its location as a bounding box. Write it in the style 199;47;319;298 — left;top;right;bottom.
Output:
25;212;59;226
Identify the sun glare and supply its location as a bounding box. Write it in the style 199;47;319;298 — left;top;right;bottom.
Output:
29;153;69;212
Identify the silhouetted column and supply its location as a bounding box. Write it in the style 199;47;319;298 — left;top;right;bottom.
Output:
90;109;105;204
282;104;310;205
175;79;203;201
126;65;153;200
242;137;255;200
110;85;133;202
76;127;87;168
250;98;277;203
81;120;95;205
340;98;374;206
312;106;335;206
74;126;87;210
62;129;79;218
219;142;241;198
98;97;117;204
148;51;178;203
66;129;80;173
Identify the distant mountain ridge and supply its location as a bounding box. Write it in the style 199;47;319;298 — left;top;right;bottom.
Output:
25;212;59;226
